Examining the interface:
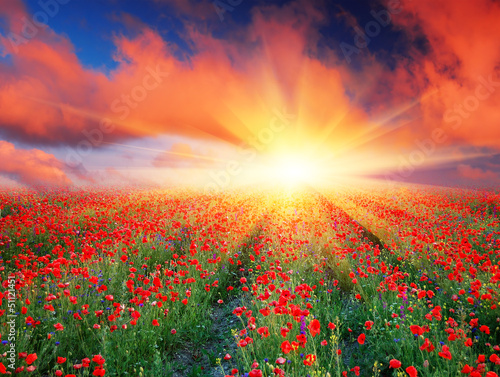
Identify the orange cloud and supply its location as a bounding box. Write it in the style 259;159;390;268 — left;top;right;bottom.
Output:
386;0;500;148
0;0;370;155
0;141;71;186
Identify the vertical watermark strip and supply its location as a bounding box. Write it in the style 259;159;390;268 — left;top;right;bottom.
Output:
6;273;17;372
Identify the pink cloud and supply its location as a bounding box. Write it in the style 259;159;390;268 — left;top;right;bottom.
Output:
457;164;499;182
0;141;71;186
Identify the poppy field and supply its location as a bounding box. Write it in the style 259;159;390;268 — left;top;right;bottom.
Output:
1;186;499;377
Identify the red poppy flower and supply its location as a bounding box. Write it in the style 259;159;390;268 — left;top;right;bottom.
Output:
420;338;435;353
357;333;365;345
438;345;452;360
461;364;473;374
308;319;320;337
92;355;105;365
303;354;316;366
281;340;292;354
350;366;360;376
259;308;270;316
280;327;289;337
410;325;424;336
257;326;270;338
92;367;106;376
389;359;401;369
296;334;307;347
248;369;262;377
490;354;500;365
406;366;417;377
479;325;490;334
26;353;38;365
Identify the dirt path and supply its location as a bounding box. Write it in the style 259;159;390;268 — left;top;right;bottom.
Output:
170;298;242;377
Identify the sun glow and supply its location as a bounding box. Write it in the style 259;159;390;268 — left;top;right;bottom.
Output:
267;155;320;186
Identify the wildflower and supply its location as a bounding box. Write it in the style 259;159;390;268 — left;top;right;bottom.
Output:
420;338;435;352
490;354;500;365
92;355;105;365
248;370;262;377
406;366;417;377
303;354;316;366
281;341;292;354
308;319;320;337
389;359;401;369
410;325;424;336
357;333;366;345
350;366;360;376
26;353;38;365
438;345;452;360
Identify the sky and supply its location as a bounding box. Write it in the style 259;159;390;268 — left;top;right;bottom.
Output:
0;0;499;190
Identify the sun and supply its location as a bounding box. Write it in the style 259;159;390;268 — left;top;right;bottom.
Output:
267;155;319;186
